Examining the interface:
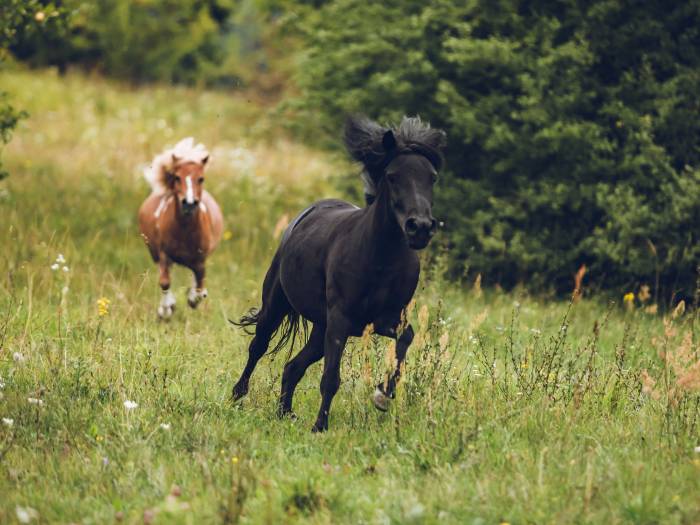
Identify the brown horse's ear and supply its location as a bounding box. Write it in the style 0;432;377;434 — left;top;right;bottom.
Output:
201;155;209;166
171;154;181;164
165;170;176;188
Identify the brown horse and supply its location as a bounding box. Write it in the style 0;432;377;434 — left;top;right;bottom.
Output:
138;138;223;319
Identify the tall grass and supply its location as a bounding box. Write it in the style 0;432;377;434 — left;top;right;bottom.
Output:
0;68;699;524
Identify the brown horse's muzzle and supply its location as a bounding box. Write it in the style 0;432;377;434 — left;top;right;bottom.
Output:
181;199;199;215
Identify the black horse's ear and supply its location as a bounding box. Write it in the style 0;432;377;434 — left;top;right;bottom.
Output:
382;129;397;152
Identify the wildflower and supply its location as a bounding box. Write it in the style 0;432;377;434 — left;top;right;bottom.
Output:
160;423;171;430
50;263;59;271
0;377;5;389
34;11;46;22
13;352;25;362
56;254;65;264
2;417;13;427
123;400;138;411
694;446;700;454
231;456;239;464
102;457;109;467
62;266;69;273
27;397;44;406
223;230;233;241
62;286;69;295
623;292;635;306
15;506;38;523
530;328;542;335
97;297;111;317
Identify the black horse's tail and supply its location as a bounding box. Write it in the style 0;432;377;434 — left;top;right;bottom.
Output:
230;307;307;357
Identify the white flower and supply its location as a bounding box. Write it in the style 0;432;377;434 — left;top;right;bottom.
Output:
27;397;44;406
694;446;700;453
50;263;59;271
2;417;13;427
15;506;38;523
123;400;138;411
160;423;171;430
56;254;66;264
62;266;69;272
62;286;69;295
530;328;542;335
13;352;25;363
0;376;5;389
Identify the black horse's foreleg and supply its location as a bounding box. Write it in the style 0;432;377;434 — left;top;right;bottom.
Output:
278;323;325;417
312;314;350;432
373;324;414;411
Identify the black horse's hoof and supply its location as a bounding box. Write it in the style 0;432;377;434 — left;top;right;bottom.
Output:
277;408;298;421
232;384;248;402
311;421;328;433
372;387;390;412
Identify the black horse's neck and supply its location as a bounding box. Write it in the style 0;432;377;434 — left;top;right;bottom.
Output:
361;178;408;264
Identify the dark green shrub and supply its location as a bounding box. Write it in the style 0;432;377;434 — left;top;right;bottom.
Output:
288;0;700;300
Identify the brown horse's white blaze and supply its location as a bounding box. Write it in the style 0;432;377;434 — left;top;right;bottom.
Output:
138;138;223;319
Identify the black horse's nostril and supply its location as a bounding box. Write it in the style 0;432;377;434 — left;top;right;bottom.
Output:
405;217;419;234
429;218;438;235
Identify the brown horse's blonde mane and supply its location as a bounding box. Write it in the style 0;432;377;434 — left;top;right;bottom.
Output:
144;137;210;195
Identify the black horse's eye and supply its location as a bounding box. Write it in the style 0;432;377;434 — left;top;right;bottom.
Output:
431;172;438;184
198;177;204;184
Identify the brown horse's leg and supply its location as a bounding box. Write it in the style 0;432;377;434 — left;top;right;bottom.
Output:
372;324;414;411
157;254;175;319
187;263;207;308
312;312;351;432
279;322;325;418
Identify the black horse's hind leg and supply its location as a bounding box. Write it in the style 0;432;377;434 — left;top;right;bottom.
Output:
232;277;290;401
373;324;415;411
278;323;325;417
312;312;351;432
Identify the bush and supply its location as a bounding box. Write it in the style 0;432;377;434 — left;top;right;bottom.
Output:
0;0;59;179
288;0;700;301
10;0;282;90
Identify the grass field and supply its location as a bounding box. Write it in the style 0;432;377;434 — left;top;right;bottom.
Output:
1;68;699;524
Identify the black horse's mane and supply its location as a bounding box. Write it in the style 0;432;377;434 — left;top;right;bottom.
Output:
343;115;446;180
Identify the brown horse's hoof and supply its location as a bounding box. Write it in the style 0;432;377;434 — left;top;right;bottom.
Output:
158;290;176;320
187;287;207;309
372;387;390;412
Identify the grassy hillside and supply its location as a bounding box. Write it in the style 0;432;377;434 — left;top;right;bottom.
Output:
0;68;699;524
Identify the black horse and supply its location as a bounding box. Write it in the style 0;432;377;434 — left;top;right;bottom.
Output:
232;115;446;432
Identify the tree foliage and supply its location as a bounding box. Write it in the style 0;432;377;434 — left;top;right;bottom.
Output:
10;0;282;90
290;0;700;300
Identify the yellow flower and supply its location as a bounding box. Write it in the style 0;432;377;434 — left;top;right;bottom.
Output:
97;297;111;317
231;456;239;464
35;11;46;22
623;292;635;304
223;230;233;241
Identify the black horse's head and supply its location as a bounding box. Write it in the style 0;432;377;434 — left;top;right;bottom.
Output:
345;115;446;249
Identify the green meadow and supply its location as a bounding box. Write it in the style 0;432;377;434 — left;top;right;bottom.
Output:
1;68;699;524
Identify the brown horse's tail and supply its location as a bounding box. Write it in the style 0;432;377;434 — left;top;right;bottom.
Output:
230;308;307;357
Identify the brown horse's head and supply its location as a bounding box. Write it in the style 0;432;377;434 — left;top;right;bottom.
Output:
168;156;208;215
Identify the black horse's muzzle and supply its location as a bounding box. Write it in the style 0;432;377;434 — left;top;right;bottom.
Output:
405;216;437;249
